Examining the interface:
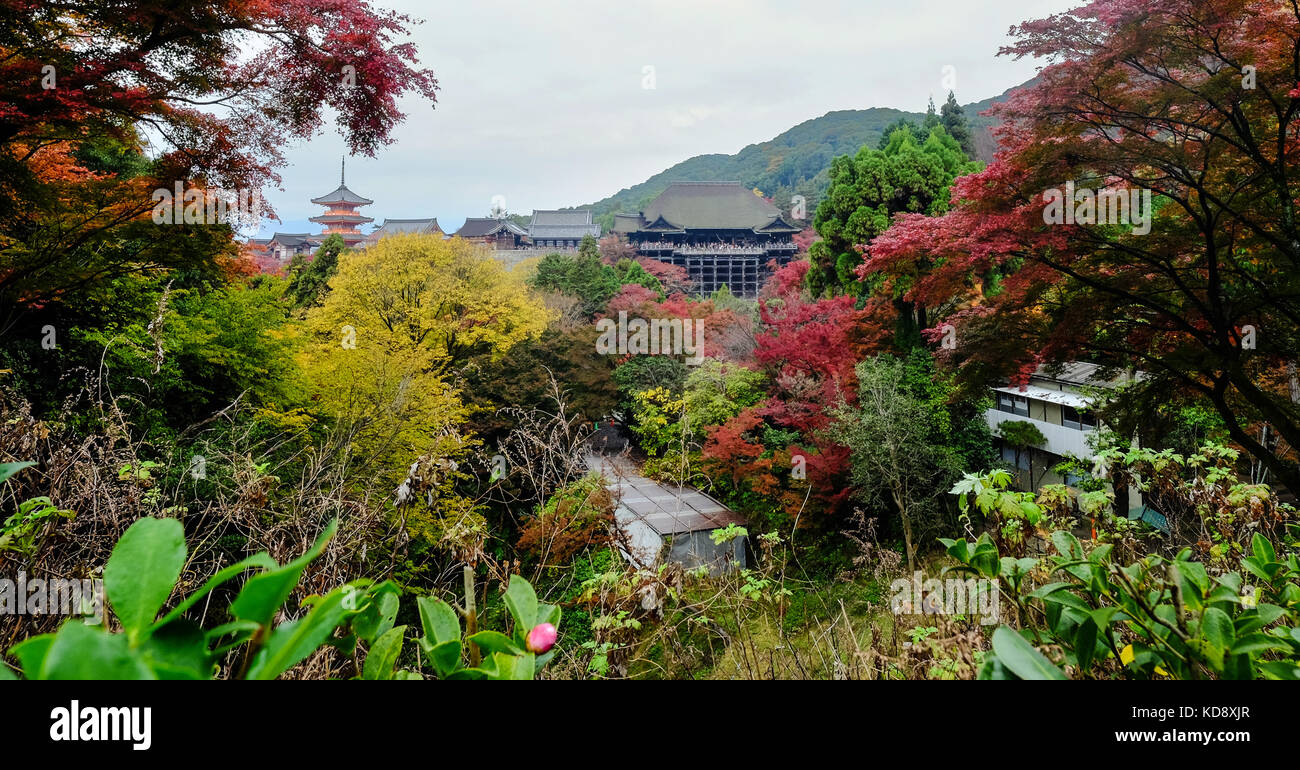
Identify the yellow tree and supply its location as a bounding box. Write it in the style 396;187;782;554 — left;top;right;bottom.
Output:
301;234;549;557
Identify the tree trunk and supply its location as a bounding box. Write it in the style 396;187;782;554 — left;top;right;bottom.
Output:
893;488;916;574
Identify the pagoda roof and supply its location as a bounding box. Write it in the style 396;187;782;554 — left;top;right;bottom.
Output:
455;218;527;238
310;184;373;206
309;213;375;225
632;182;786;233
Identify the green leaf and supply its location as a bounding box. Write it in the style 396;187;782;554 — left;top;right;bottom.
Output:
1259;661;1300;680
1250;533;1276;564
468;630;524;656
104;517;187;641
428;639;463;678
231;519;337;628
0;461;35;485
417;596;461;646
244;583;351;680
362;626;406;681
1074;618;1098;674
152;553;276;631
137;619;211;680
8;633;55;676
35;622;155;680
504;575;538;634
1201;607;1235;654
352;581;401;644
991;626;1067;680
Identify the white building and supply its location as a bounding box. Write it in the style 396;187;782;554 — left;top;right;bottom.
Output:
984;362;1140;494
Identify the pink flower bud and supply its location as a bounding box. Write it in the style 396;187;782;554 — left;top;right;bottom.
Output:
526;622;557;653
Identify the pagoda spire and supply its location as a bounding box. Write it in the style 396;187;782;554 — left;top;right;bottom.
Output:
341;156;345;186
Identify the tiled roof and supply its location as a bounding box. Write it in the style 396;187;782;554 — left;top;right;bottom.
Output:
455;217;527;238
528;209;600;240
370;218;442;236
310;184;374;206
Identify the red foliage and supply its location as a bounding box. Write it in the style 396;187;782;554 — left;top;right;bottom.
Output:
0;0;440;194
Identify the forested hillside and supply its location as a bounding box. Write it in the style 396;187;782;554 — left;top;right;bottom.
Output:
581;85;1016;228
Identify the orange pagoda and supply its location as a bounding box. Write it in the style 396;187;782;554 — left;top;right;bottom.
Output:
308;158;374;246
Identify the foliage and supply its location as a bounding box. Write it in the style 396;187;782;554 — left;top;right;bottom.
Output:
827;355;968;571
945;528;1300;681
285;233;346;308
807;124;978;297
867;0;1300;494
5;517;378;680
517;475;615;567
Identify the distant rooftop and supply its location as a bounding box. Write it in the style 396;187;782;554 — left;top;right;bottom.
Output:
614;182;798;233
529;209;600;240
455;217;527;238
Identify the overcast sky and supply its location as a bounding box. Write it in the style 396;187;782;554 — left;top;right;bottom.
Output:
256;0;1077;238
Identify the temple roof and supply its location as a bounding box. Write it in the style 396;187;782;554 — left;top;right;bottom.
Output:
267;232;320;248
371;217;443;235
309;213;375;224
634;181;785;232
310;184;373;206
528;209;600;240
455;217;527;238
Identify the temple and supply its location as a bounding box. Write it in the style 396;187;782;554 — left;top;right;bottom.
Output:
453;217;528;249
363;217;443;247
527;209;599;249
307;159;374;247
611;182;800;297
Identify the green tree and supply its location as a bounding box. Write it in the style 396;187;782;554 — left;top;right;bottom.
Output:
808;125;978;305
827;355;966;572
939;91;974;157
286;233;345;308
530;252;622;317
996;420;1047;490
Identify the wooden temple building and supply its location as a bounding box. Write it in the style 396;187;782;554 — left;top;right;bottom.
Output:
611;182;800;297
453;217;528;249
527;209;600;249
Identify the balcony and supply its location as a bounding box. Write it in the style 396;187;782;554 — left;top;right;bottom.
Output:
984;409;1095;459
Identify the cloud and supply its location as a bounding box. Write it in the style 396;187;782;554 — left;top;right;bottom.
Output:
258;0;1075;237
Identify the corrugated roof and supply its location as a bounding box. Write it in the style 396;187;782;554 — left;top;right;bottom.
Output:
994;385;1091;409
1033;361;1144;387
638;181;782;231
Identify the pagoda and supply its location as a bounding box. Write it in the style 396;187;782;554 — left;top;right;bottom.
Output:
308;158;374;246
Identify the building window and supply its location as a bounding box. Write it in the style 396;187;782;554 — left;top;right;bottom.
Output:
998;392;1030;417
1062;405;1096;431
1000;445;1030;470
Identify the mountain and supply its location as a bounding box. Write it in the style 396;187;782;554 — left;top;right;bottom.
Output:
580;83;1024;229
